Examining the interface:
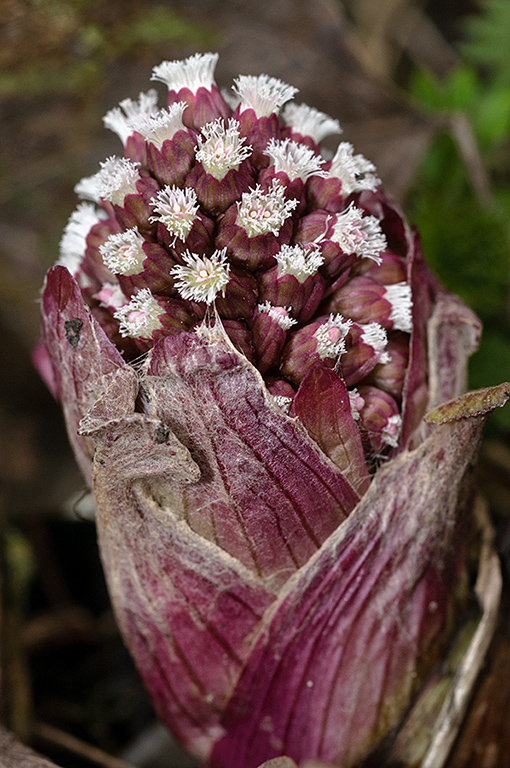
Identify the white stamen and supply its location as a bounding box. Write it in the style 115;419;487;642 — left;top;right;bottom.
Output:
114;288;163;339
330;204;386;263
94;157;141;206
264;138;327;181
171;248;230;304
151;53;219;93
58;202;107;275
384;282;413;333
195;118;252;179
275;244;324;283
94;282;126;309
103;89;159;144
99;228;146;275
150;186;199;242
360;322;391;364
232;74;298;118
236;180;298;237
314;314;352;359
348;388;364;420
128;102;188;149
273;395;293;413
382;414;402;448
282;102;342;143
257;302;297;330
329;142;381;195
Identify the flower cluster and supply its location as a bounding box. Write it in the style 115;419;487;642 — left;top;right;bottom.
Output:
56;51;415;467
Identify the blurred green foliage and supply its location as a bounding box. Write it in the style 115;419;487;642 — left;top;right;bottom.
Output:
0;1;214;98
408;1;510;430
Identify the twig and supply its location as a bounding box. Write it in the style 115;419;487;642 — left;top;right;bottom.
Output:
449;112;493;208
34;723;136;768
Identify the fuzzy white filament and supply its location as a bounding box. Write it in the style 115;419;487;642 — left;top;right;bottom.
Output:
151;53;219;93
99;228;146;275
114;289;162;338
348;388;364;420
150;186;199;242
171;249;231;304
382;414;402;448
329;142;381;195
384;282;413;333
58;202;106;275
282;102;342;143
273;395;293;413
257;302;297;330
264;138;327;182
330;204;386;263
128;103;188;149
195;119;252;179
360;322;391;364
275;244;324;282
103;89;159;144
89;157;141;206
314;314;352;359
232;74;298;118
236;180;298;237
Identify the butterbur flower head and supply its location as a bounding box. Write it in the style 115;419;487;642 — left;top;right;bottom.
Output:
38;52;507;768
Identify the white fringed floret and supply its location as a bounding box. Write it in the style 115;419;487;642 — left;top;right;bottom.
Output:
92;157;141;206
329;142;381;195
128;103;188;149
384;282;413;333
103;90;159;144
257;302;297;330
149;186;199;242
151;53;219;93
331;204;386;263
195;118;252;179
58;202;106;275
382;414;402;448
99;228;146;276
275;244;324;282
314;314;352;359
171;248;231;304
360;322;391;364
348;387;364;420
282;102;342;143
264;138;327;182
232;74;298;118
236;180;298;237
114;288;163;338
